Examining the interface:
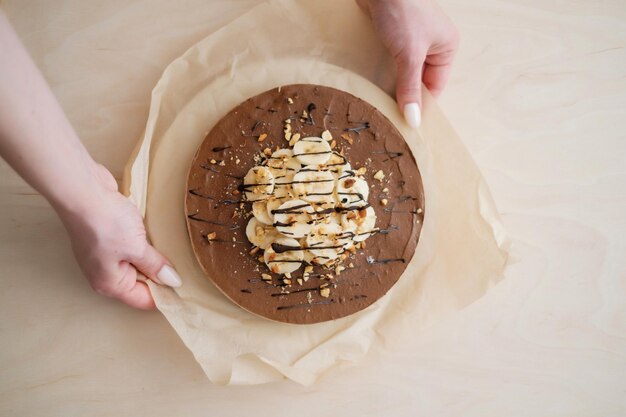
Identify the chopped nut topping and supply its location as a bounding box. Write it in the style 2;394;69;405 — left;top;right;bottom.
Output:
330;140;336;149
417;208;423;214
321;130;333;142
210;159;217;164
304;265;314;274
287;97;294;104
218;160;226;166
373;170;385;181
320;287;331;298
297;278;303;285
382;187;389;193
206;232;217;241
343;178;356;188
263;147;272;156
289;133;301;147
381;198;388;206
261;273;272;281
249;246;260;255
232;189;240;195
283;278;292;285
348;262;354;268
340;133;354;145
355;167;367;176
257;133;268;142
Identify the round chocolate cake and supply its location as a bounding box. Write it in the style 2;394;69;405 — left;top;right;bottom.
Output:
185;84;424;324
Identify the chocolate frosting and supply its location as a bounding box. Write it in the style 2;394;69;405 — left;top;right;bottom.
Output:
185;84;424;324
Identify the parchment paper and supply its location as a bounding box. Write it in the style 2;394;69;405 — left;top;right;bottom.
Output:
122;0;509;386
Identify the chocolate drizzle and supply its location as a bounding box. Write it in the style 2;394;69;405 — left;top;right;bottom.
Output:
344;121;370;133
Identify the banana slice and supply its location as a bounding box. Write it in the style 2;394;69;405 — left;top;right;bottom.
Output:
293;137;331;165
336;174;369;206
327;151;352;176
252;201;273;225
243;166;274;201
268;149;301;172
264;237;304;274
245;217;279;249
273;199;315;238
268;148;301;197
306;223;345;264
292;166;335;204
341;206;377;242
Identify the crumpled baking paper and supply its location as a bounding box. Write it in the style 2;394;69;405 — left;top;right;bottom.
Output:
121;0;509;386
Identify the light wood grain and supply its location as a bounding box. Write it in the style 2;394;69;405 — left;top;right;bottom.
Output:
1;0;625;416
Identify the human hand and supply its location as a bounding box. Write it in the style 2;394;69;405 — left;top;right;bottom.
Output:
357;0;460;127
57;163;182;310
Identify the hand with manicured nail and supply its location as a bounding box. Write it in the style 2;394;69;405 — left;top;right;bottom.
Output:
357;0;460;128
58;164;182;310
0;11;181;310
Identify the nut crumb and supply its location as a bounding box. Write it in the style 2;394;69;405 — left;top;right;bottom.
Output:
381;198;388;206
218;160;226;166
261;273;272;281
320;287;331;298
263;147;272;156
287;97;294;104
373;170;385;181
330;140;336;149
249;246;260;255
340;133;354;145
355;167;367;176
348;262;354;268
321;130;333;142
257;133;268;142
382;187;389;193
210;159;217;164
417;208;423;214
206;232;217;241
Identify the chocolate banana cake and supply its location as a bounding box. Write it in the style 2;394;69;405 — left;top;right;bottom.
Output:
185;84;424;324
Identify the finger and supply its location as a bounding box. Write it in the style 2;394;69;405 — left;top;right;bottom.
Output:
91;263;155;310
129;242;182;288
422;62;453;98
423;49;457;98
395;51;426;128
115;280;156;310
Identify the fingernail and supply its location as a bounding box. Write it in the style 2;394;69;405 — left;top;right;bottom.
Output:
403;102;421;129
157;265;182;287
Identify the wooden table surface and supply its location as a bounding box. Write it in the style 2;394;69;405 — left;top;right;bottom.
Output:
1;1;625;416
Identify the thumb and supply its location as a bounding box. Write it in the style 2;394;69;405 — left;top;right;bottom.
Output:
395;51;426;129
130;243;182;288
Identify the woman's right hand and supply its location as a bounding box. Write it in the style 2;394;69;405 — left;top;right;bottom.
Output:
357;0;460;127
